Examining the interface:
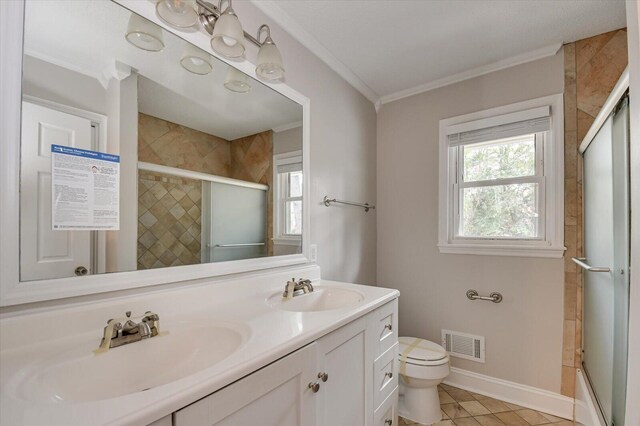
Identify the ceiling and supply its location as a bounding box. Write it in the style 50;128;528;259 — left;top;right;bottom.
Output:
258;0;627;104
23;0;302;140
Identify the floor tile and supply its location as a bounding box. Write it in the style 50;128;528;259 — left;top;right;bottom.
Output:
504;402;526;411
459;401;491;416
478;397;512;413
494;412;531;426
441;403;472;419
539;412;565;423
453;418;481;426
472;392;491;400
551;421;575;426
433;421;455;426
514;409;551;425
440;390;456;404
441;409;450;419
474;414;506;425
441;383;457;391
447;389;477;402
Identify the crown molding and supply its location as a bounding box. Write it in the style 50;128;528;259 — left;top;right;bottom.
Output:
378;43;563;107
272;120;302;133
249;0;380;105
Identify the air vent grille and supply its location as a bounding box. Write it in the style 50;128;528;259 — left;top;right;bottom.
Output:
441;329;485;363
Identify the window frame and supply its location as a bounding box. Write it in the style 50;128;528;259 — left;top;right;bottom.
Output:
438;95;565;258
273;151;303;246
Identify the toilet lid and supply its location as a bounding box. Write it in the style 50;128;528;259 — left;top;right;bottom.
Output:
398;337;449;365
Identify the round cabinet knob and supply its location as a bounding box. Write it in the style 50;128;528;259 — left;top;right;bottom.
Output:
384;324;393;331
75;266;88;276
385;420;393;425
318;372;328;382
385;372;393;379
308;382;320;393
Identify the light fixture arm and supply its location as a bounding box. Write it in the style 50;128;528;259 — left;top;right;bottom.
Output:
196;0;262;47
256;24;275;45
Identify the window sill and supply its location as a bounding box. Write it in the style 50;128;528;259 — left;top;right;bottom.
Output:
437;243;565;258
273;237;302;246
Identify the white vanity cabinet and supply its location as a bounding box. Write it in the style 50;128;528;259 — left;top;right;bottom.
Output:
172;299;398;426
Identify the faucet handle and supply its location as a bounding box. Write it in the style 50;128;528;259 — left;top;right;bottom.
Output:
143;311;159;321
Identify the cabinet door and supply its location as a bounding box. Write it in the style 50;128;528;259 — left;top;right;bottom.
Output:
174;343;317;426
315;317;371;426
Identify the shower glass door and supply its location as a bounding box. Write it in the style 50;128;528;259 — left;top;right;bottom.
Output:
581;96;629;426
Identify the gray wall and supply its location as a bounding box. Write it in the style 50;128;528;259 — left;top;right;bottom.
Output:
236;2;378;285
273;126;303;155
376;52;565;392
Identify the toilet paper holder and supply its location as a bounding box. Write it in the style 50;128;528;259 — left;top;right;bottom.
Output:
466;289;503;303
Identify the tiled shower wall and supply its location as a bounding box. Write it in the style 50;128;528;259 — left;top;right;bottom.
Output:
230;131;274;256
137;113;273;269
137;171;202;269
561;28;628;397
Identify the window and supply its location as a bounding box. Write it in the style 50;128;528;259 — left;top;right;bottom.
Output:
438;95;564;257
274;151;302;245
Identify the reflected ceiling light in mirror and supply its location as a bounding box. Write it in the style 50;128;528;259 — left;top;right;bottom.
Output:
210;0;245;58
156;0;198;28
255;25;284;81
125;14;165;52
180;45;213;75
224;67;251;93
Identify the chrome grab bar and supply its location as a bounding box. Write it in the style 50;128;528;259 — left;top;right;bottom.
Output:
571;257;611;273
209;243;265;248
323;195;375;212
466;289;503;303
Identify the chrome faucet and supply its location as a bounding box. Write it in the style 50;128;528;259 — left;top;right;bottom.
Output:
283;278;314;299
98;311;160;352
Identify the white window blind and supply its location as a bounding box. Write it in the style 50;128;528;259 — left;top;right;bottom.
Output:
446;106;551;147
277;162;302;174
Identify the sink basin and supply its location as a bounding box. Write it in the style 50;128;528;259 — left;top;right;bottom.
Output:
13;323;247;403
267;287;365;312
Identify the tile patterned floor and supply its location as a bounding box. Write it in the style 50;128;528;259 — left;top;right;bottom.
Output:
399;384;576;426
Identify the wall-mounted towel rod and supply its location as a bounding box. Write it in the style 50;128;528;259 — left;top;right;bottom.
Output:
466;289;503;303
323;195;375;212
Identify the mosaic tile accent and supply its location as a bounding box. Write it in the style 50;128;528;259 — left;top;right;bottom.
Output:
399;384;575;425
561;28;627;397
137;171;202;269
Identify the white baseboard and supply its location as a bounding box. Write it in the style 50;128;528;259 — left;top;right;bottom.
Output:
575;369;605;426
443;367;574;420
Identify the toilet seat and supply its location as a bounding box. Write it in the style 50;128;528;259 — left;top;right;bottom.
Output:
398;337;449;366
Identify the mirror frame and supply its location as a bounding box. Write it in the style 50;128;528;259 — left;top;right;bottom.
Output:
0;0;311;306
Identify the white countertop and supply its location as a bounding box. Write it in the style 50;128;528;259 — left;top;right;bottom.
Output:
0;269;398;426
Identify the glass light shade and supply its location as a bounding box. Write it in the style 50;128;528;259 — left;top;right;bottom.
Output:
224;67;251;93
180;45;213;75
256;41;284;80
210;8;245;58
156;0;198;28
125;14;165;52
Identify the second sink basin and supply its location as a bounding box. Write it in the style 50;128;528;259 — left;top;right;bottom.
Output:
12;322;247;403
267;287;365;312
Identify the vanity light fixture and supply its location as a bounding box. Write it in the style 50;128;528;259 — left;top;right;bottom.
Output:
255;24;284;81
209;0;245;58
197;0;285;80
224;67;251;93
156;0;199;28
125;14;165;52
180;44;213;75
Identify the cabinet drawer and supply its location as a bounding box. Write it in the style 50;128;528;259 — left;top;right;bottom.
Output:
374;343;399;409
373;301;398;359
374;386;398;426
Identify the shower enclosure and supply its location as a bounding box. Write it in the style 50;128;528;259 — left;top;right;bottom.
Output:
578;73;630;425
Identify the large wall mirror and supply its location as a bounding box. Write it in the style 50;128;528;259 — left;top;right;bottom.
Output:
4;0;308;303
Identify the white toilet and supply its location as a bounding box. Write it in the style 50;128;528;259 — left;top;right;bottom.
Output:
397;336;451;425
